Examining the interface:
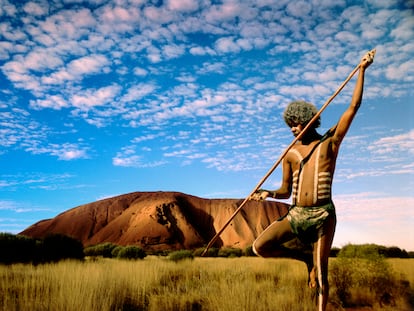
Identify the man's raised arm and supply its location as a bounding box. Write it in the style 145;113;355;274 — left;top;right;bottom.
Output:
331;50;375;150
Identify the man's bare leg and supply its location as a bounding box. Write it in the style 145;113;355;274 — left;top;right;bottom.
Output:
253;217;302;258
253;217;315;286
312;216;336;311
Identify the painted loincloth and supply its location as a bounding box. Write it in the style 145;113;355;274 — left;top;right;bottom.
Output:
286;202;336;244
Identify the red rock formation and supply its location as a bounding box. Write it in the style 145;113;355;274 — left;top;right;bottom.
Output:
20;191;289;251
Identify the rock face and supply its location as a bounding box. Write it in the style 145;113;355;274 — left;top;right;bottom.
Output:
20;191;289;251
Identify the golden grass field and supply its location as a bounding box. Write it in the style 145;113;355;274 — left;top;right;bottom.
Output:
1;257;413;311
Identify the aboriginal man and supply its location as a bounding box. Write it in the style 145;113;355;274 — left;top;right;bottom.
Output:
251;50;374;311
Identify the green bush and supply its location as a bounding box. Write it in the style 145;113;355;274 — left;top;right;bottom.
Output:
330;247;341;257
218;247;242;258
0;233;84;264
243;245;256;256
338;243;382;259
41;234;84;262
330;256;398;308
168;250;194;262
116;246;147;260
0;233;37;264
338;243;409;259
193;247;219;257
111;245;124;258
84;242;117;258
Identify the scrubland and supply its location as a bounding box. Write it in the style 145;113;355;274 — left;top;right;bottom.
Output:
1;257;413;311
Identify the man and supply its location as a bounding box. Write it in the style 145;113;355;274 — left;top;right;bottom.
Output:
251;50;374;311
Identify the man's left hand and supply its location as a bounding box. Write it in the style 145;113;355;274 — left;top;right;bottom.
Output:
361;49;375;69
250;189;270;201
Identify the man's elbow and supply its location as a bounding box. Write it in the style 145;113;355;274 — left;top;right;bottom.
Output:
275;190;291;199
278;193;291;199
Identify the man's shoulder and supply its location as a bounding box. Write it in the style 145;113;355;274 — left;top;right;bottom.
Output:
286;146;302;160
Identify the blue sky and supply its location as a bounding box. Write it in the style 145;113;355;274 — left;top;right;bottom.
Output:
1;0;413;251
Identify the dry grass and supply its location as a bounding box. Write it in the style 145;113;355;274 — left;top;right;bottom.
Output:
0;257;413;311
389;258;414;286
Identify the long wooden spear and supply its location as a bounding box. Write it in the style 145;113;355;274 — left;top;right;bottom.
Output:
201;49;376;257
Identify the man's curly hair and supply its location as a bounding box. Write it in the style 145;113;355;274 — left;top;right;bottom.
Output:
283;100;320;128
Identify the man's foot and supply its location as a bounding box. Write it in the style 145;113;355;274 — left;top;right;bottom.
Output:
308;267;318;288
304;256;318;288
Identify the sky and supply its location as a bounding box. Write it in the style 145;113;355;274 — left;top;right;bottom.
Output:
1;0;413;251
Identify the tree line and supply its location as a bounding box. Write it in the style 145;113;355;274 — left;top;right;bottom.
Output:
0;232;412;264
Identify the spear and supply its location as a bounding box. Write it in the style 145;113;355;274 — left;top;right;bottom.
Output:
201;49;376;257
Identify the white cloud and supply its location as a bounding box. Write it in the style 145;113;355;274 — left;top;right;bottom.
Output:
71;85;121;109
340;5;365;26
143;5;174;24
112;146;166;168
0;1;17;16
0;105;49;149
25;49;63;72
189;46;209;56
146;46;162;63
0;22;27;41
366;0;399;9
133;67;148;76
24;142;89;160
23;1;48;16
162;43;186;59
67;54;110;76
334;31;360;43
214;37;241;53
197;61;226;74
385;59;414;81
167;0;200;12
204;2;241;23
286;1;312;17
390;13;414;40
113;154;141;167
121;83;157;103
58;149;87;161
39;8;96;40
368;129;414;155
0;200;19;210
30;95;68;110
38;54;110;86
0;172;75;192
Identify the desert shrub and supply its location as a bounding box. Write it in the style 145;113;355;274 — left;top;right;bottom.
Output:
40;234;84;262
244;245;256;256
0;233;84;264
329;247;340;257
149;249;170;256
218;247;242;258
168;250;194;262
0;233;37;264
84;242;117;258
116;246;146;260
83;245;97;257
192;247;205;257
338;243;410;259
330;256;400;308
111;245;124;258
383;246;409;258
193;247;219;257
338;243;383;259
